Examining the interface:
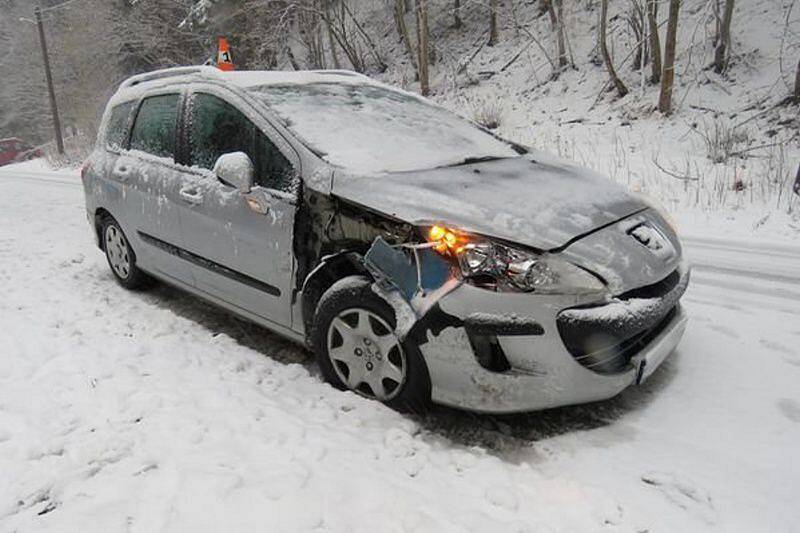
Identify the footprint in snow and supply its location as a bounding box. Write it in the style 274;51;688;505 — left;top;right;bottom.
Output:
641;471;715;524
758;339;796;356
707;323;739;338
484;485;519;512
777;399;800;423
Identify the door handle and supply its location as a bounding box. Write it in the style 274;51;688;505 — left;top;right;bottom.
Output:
180;188;204;205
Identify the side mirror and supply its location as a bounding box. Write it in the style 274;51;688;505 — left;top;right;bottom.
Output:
214;152;254;193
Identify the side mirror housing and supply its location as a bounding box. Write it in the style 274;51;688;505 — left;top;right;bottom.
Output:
214;152;254;193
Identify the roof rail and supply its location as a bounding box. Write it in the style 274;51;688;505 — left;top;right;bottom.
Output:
308;69;366;78
120;66;223;90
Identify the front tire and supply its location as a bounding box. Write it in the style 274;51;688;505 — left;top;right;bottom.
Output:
312;276;431;412
101;216;151;290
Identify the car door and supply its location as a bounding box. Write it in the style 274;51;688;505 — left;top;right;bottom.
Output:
94;99;136;233
176;90;299;327
122;91;194;286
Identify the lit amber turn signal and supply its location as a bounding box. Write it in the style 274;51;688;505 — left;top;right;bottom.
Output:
428;225;465;254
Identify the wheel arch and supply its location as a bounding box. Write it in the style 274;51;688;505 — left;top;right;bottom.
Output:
300;251;371;344
93;207;114;250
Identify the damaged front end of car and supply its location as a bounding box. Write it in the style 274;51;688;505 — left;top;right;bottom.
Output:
295;177;689;414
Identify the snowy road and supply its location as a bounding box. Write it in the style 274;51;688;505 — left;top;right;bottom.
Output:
1;165;799;532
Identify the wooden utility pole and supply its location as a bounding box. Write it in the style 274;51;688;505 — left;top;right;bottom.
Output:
35;6;63;155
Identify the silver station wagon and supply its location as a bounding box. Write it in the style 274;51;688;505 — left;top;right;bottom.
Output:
82;66;689;413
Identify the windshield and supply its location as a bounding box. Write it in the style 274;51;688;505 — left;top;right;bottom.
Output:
251;83;519;174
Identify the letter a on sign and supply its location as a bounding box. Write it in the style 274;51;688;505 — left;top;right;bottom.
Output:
217;37;234;71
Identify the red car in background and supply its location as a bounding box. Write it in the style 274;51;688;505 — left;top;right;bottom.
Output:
0;138;44;167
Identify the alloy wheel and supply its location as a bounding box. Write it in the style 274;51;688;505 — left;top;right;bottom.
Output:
105;224;131;279
326;307;407;400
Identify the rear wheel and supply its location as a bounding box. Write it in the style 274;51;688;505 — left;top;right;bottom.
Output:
101;217;151;290
312;276;430;412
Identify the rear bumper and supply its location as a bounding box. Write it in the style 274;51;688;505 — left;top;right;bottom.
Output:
417;266;689;414
86;209;100;248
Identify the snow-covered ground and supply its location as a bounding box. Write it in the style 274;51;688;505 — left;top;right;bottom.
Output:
1;162;799;532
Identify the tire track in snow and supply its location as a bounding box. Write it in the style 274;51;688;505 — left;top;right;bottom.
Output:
0;171;80;187
683;235;800;303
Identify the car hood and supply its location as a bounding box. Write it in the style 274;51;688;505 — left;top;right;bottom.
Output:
330;151;647;250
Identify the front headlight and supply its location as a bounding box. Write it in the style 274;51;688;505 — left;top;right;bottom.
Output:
425;225;605;294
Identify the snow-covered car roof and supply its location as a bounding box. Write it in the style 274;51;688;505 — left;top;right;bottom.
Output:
223;69;376;88
113;66;379;101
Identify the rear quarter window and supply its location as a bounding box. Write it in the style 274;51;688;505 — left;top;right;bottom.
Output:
129;94;180;159
105;101;135;150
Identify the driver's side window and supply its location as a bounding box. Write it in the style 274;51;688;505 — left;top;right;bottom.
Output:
188;93;295;193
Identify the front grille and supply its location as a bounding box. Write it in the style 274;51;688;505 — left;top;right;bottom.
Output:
557;269;686;375
619;269;680;300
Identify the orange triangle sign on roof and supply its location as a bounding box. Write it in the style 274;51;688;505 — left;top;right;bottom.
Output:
217;37;234;71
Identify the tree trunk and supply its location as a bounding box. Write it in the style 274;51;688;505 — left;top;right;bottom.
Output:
286;45;300;70
416;0;430;95
648;0;662;83
794;59;800;103
658;0;680;114
546;0;567;67
324;0;341;69
488;0;499;45
600;0;629;97
713;0;734;73
395;0;418;75
630;2;644;71
453;0;462;28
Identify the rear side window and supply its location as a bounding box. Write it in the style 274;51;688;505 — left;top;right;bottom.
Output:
189;93;295;192
130;94;180;159
105;101;135;150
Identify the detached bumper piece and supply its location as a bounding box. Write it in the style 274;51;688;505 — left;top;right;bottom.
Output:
557;268;689;374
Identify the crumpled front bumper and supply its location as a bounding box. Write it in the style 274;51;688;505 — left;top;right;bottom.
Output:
416;265;689;414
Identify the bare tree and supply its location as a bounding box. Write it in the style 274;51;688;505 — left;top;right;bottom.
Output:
795;59;800;103
600;0;629;97
627;0;646;70
547;0;568;67
489;0;499;45
647;0;662;83
315;0;386;72
324;0;341;68
713;0;734;73
297;7;325;69
453;0;462;28
415;0;430;95
394;0;418;75
658;0;680;114
339;0;386;70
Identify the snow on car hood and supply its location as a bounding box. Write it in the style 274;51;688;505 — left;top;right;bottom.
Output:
331;152;647;250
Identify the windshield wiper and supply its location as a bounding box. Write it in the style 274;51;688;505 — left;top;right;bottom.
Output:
448;155;506;167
